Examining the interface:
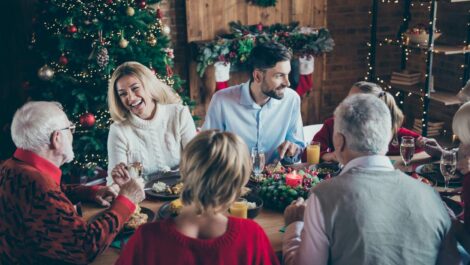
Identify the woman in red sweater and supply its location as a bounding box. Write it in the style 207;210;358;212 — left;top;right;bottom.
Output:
310;82;429;162
115;130;280;265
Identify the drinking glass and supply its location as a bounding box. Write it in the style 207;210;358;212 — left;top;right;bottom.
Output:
440;149;457;191
400;136;415;167
306;141;321;164
251;147;265;176
229;198;248;219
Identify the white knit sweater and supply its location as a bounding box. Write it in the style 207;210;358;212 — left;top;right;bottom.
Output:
106;103;196;184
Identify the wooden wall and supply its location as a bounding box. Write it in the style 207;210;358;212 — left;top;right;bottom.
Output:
185;0;327;126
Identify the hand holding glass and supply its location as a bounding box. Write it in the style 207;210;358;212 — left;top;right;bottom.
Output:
440;149;456;191
400;136;415;167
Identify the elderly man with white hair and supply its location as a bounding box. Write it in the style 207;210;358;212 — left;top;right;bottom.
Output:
0;101;145;265
282;94;460;265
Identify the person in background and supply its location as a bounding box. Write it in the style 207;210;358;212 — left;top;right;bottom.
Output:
115;130;280;265
0;101;145;265
283;94;460;265
202;42;305;164
107;61;196;185
310;82;436;163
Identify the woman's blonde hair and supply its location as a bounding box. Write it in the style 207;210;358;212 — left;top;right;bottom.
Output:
379;91;404;140
453;102;470;145
180;130;252;214
108;61;181;123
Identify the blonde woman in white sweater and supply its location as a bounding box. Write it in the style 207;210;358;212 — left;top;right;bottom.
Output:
107;61;196;185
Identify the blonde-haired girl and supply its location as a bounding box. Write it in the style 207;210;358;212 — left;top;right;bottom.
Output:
107;61;196;185
116;130;280;265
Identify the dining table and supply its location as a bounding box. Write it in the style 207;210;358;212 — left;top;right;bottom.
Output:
85;152;461;265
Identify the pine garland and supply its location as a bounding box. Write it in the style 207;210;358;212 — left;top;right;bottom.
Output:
251;0;277;7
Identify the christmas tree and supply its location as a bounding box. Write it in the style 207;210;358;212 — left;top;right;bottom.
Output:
30;0;190;176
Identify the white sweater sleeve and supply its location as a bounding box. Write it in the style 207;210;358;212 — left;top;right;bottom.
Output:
107;125;128;185
179;106;197;149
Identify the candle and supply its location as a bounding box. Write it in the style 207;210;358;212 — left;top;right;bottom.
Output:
285;170;303;188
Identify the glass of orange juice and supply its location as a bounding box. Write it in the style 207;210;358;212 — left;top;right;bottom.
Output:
307;141;321;164
229;198;248;219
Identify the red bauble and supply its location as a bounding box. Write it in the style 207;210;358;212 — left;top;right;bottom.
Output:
106;0;113;4
138;1;146;8
156;8;162;19
67;25;78;33
166;65;173;77
59;55;68;65
79;113;96;128
256;22;263;32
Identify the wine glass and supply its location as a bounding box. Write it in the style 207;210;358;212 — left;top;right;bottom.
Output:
251;147;265;177
400;136;415;170
440;149;457;192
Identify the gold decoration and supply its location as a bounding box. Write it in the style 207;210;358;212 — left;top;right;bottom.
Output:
38;64;55;80
147;34;157;46
162;25;171;35
119;38;129;48
126;6;135;16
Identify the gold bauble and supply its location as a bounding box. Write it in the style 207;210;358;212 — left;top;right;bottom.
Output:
119;38;129;48
147;34;157;46
126;6;135;16
162;25;171;35
37;64;55;81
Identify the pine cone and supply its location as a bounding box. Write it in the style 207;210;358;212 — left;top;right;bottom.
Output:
96;47;109;68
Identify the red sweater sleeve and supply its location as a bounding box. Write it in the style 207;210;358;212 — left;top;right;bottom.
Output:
115;225;145;265
62;184;101;204
26;177;134;264
302;117;335;161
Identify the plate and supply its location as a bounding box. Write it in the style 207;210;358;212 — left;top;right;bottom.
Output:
442;197;463;217
88;206;155;240
308;162;341;178
145;174;182;200
415;163;462;187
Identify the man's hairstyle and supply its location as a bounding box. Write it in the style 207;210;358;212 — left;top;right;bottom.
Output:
248;42;292;76
179;130;252;213
453;101;470;145
334;94;392;154
11;101;68;153
108;61;181;123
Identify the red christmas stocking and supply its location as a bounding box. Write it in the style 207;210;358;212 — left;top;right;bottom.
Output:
214;62;231;91
296;55;315;97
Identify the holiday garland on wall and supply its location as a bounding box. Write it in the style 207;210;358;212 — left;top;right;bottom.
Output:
29;0;191;175
194;21;335;77
249;0;277;8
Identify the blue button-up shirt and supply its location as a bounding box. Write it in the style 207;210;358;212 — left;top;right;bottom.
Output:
202;81;305;163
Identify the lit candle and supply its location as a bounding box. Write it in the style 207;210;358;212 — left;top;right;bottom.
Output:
285;170;303;188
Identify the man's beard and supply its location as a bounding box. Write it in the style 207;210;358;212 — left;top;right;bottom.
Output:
261;80;286;100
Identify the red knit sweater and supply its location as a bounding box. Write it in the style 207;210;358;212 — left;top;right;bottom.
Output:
0;149;135;265
115;217;280;265
306;117;423;161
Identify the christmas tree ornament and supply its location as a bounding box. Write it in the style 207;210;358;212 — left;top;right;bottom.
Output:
96;47;109;67
256;22;263;32
147;34;157;46
162;25;171;35
295;55;314;97
126;6;135;16
106;0;113;4
214;62;230;90
59;54;68;65
166;65;173;77
138;1;146;8
67;24;78;33
38;64;55;80
156;8;162;19
119;38;129;48
79;112;96;128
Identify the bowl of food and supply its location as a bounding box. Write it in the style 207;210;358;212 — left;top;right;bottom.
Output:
243;193;264;219
309;162;341;179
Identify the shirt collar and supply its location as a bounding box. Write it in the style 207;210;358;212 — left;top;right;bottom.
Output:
340;155;394;176
13;148;62;185
239;80;283;108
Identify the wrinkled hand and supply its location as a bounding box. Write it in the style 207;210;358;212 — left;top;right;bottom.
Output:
94;186;118;207
113;164;145;204
284;197;306;226
321;152;337;162
457;156;470;175
278;141;299;160
422;138;443;158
